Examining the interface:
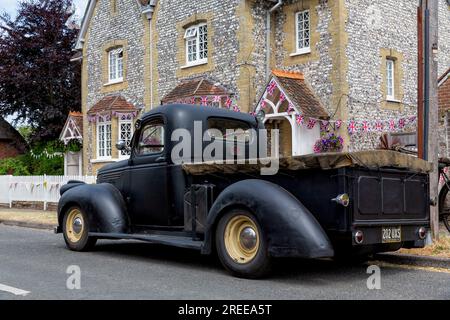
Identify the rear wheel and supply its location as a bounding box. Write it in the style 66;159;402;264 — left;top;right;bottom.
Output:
215;209;271;278
63;206;97;251
439;184;450;233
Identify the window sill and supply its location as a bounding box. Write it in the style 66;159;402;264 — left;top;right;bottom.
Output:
386;98;401;104
181;61;208;69
91;158;120;164
290;48;311;57
104;79;124;86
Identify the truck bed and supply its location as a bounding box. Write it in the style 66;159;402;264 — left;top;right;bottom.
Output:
182;150;433;175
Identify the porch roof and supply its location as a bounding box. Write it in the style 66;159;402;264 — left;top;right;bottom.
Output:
161;79;231;104
87;95;138;115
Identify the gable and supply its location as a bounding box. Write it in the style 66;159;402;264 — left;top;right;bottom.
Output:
75;0;157;50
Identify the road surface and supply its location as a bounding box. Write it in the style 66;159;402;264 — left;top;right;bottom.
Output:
0;225;449;300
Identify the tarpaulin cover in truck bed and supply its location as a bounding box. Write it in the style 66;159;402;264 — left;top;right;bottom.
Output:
182;150;433;175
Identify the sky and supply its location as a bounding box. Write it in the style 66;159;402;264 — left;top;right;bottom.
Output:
0;0;89;22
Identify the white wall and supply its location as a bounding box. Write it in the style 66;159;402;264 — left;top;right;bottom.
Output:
294;123;321;156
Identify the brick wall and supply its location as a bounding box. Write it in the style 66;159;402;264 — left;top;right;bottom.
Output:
439;78;450;111
439;78;450;157
0;141;21;159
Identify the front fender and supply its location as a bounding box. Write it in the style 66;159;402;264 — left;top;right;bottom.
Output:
57;183;129;234
203;179;334;258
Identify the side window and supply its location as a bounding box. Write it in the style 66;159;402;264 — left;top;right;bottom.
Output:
136;122;165;156
206;118;253;143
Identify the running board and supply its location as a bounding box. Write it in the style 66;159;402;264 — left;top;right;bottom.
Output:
89;232;203;250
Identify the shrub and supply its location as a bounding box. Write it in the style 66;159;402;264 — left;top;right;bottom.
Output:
0;157;30;175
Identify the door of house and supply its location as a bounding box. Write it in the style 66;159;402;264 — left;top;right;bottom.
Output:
64;151;82;176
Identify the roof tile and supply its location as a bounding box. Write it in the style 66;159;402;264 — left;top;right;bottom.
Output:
272;70;329;119
162;79;230;103
88;95;138;115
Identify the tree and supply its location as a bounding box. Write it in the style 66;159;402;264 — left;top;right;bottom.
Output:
0;0;81;143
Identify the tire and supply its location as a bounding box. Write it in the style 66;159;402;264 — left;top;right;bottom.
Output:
62;206;97;252
439;184;450;233
215;209;271;279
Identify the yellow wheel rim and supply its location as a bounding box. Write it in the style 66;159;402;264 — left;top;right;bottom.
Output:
65;208;85;243
224;215;260;264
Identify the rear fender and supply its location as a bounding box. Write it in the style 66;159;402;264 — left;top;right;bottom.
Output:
58;183;129;234
203;179;334;258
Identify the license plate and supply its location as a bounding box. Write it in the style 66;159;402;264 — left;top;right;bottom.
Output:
382;227;401;243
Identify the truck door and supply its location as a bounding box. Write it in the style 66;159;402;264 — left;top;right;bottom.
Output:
127;117;170;226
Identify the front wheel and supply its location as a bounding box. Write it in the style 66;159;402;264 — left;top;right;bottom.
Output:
63;206;97;251
215;209;271;278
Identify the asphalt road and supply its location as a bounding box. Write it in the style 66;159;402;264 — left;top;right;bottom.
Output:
0;224;449;300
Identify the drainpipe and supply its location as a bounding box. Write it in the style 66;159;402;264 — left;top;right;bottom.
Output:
142;0;157;109
266;0;284;80
424;1;430;161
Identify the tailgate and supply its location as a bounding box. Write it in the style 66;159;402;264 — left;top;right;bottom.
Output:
351;168;429;223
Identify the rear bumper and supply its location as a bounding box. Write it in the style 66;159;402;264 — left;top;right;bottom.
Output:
350;223;429;246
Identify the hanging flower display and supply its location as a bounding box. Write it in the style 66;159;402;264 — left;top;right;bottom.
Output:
313;133;344;154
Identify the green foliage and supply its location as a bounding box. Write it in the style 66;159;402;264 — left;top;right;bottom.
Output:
64;139;82;152
0;140;67;176
17;125;33;144
23;152;64;176
0;156;30;175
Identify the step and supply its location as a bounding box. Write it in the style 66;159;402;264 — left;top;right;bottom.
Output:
89;232;203;250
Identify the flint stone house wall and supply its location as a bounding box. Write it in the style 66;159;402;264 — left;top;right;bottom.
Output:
155;0;241;106
86;0;146;109
84;0;146;174
439;2;450;76
345;0;419;151
434;1;450;158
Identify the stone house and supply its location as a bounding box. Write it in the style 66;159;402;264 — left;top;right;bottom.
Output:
74;0;450;175
0;117;28;160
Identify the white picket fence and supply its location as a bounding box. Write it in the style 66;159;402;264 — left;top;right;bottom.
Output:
0;175;96;210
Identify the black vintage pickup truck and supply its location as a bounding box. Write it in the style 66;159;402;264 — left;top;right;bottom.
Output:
56;104;432;278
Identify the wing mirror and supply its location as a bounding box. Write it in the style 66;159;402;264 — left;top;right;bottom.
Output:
116;140;130;152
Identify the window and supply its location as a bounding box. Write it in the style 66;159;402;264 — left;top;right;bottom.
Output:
119;120;133;159
207;118;253;143
136;122;165;156
97;117;112;159
295;10;311;54
108;47;123;83
184;23;208;66
386;59;395;100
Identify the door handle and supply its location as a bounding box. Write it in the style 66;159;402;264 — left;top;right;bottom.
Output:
155;156;166;163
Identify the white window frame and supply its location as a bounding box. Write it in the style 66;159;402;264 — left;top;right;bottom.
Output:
294;10;311;56
386;58;395;101
97;120;112;160
184;23;208;67
108;47;124;84
118;119;133;160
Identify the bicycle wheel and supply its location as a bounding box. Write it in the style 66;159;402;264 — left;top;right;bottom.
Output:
438;183;450;233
